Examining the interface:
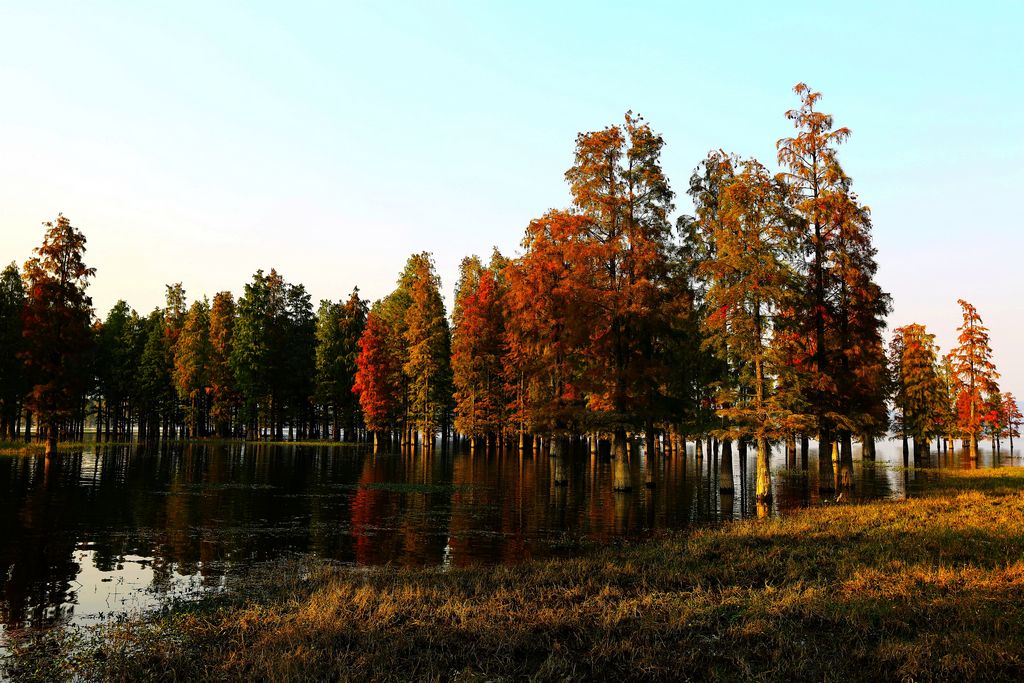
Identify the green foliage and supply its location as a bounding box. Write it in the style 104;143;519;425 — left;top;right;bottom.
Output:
0;263;28;437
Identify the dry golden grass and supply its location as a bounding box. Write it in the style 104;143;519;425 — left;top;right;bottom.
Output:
6;467;1024;681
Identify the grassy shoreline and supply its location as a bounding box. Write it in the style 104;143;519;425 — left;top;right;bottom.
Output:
5;468;1024;681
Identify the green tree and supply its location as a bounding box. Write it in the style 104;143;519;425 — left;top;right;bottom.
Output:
138;309;175;438
231;270;278;439
95;300;139;440
402;253;452;445
0;263;28;439
315;288;367;440
889;324;943;459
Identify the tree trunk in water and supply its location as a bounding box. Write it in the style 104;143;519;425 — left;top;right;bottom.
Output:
839;431;854;488
755;436;771;502
45;420;57;458
613;455;631;492
612;428;628;460
862;434;876;461
786;434;796;469
800;434;809;470
818;429;834;493
719;438;734;493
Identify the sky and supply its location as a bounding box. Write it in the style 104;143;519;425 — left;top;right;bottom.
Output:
1;1;1022;393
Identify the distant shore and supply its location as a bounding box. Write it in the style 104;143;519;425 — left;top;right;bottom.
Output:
4;466;1024;681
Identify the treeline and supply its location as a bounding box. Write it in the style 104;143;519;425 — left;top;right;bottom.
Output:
0;258;369;447
0;84;1019;501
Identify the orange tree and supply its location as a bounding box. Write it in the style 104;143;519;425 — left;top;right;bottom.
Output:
949;299;999;458
21;215;96;455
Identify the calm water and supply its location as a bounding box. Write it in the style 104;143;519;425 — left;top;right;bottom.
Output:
0;439;1019;638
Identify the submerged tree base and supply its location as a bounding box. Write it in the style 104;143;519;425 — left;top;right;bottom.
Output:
7;468;1024;682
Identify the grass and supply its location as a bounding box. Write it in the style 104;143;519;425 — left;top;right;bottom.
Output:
5;468;1024;681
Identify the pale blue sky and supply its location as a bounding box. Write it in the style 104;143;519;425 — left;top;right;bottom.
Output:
1;1;1022;394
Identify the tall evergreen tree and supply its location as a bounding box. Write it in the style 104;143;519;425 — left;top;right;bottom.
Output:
889;324;943;458
21;215;95;455
695;156;800;502
777;83;890;482
173;299;212;437
208;292;237;436
0;263;28;439
564;112;676;457
949;299;999;459
452;259;508;444
402;253;452;444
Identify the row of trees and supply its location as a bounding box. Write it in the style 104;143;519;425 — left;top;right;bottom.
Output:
0;236;370;449
1;84;1017;503
889;300;1019;461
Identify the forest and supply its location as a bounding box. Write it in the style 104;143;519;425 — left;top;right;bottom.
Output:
0;84;1019;506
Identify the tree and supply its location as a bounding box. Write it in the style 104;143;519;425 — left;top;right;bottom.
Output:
1003;392;1021;454
776;83;849;442
282;282;316;438
889;324;943;458
504;211;594;447
353;308;403;443
452;259;508;444
137;309;175;438
777;84;890;482
563;112;677;457
402;253;452;445
695;155;799;502
949;299;999;459
316;288;368;440
21;215;96;455
230;270;284;439
173;299;212;437
94;300;139;440
208;292;237;436
0;263;28;439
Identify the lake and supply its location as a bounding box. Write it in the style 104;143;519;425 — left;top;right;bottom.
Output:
0;438;1019;638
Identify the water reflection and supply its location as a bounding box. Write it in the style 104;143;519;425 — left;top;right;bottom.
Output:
0;439;1019;635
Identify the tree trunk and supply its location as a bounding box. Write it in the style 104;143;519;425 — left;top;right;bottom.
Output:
612;428;628;459
862;434;876;461
839;431;854;488
45;419;57;457
719;438;734;493
818;428;834;493
755;436;771;502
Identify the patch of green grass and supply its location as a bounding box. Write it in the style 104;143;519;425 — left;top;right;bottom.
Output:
6;468;1024;681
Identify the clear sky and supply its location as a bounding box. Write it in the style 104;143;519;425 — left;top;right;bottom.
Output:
1;1;1022;394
